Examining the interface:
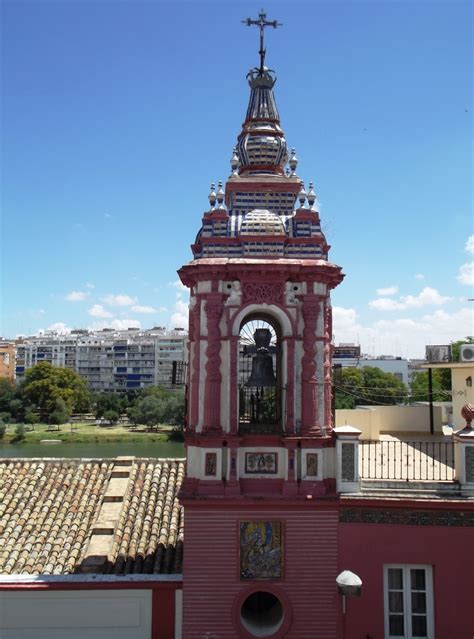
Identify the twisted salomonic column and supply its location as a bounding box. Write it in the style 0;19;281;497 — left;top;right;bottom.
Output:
203;295;224;431
301;295;320;434
323;302;333;432
188;301;200;431
229;335;239;434
285;337;295;433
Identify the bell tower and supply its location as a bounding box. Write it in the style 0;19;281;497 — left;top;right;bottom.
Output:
179;11;344;638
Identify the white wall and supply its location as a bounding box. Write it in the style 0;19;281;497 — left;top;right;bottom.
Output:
0;589;152;639
336;404;443;439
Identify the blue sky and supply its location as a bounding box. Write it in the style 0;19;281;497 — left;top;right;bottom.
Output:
2;0;473;357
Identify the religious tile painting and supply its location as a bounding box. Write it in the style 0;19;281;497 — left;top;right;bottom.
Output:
204;452;217;476
306;453;318;477
245;452;277;474
240;521;283;580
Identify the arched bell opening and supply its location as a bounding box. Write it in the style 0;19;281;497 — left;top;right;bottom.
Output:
238;315;283;435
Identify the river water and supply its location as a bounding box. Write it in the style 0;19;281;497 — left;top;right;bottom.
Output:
0;441;185;459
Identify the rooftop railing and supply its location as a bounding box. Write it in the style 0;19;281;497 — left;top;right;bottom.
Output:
360;440;455;482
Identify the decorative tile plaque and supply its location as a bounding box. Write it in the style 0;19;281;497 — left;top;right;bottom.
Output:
341;442;355;482
465;446;474;483
245;452;278;474
204;452;217;476
240;521;283;579
306;453;318;477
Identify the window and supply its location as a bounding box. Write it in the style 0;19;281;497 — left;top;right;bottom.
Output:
384;565;434;639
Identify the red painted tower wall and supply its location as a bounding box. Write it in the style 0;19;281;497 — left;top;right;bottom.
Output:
182;503;339;639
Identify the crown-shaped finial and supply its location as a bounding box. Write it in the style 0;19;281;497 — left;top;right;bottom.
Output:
298;181;307;208
208;182;216;209
289;148;298;176
307;182;316;209
216;181;226;210
230;147;240;177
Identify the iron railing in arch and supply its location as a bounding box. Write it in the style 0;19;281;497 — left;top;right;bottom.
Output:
360;440;455;482
239;386;284;435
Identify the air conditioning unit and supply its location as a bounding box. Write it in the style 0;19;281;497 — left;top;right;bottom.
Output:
460;344;474;362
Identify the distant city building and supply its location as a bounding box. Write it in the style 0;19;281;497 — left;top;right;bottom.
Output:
333;344;409;385
15;327;187;391
0;340;15;380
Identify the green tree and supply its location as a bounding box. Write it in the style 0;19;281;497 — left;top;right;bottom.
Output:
128;387;185;429
131;395;164;430
49;397;71;426
334;366;407;408
410;370;452;403
19;362;91;419
0;420;6;439
161;391;185;426
103;409;119;425
93;392;125;419
14;423;26;441
9;398;26;421
24;410;40;427
0;378;16;415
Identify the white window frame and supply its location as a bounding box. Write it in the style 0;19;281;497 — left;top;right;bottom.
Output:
383;564;434;639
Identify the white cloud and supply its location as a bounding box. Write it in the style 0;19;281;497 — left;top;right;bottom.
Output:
169;279;187;292
85;282;95;289
46;322;71;333
376;285;398;296
169;299;189;330
332;306;359;332
465;235;474;254
65;290;89;302
102;294;137;307
369;287;451;311
88;304;113;318
88;319;142;331
131;304;161;314
457;262;474;286
415;273;425;280
369;298;404;311
333;304;474;359
104;213;112;219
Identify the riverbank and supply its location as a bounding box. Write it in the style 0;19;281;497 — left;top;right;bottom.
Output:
0;422;181;445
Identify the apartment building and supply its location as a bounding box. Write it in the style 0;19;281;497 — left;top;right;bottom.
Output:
0;340;16;380
15;327;187;391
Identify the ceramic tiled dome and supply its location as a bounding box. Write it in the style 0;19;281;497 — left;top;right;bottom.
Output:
239;209;285;235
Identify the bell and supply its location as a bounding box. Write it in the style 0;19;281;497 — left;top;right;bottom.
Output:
245;328;276;388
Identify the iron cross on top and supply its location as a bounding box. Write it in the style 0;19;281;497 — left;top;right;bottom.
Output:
242;9;282;72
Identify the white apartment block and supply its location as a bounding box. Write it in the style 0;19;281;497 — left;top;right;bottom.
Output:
15;327;187;392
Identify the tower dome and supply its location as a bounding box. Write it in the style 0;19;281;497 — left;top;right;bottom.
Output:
236;67;288;175
239;209;286;236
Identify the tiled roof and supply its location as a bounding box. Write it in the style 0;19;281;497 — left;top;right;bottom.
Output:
107;460;184;575
0;458;185;576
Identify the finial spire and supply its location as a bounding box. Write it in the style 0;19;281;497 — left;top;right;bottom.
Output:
242;9;282;73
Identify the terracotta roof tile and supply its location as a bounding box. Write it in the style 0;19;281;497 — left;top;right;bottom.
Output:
0;458;184;576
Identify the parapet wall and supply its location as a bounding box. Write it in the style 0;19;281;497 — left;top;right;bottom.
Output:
335;404;443;439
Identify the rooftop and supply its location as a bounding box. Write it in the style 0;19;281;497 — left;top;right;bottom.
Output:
0;458;184;576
